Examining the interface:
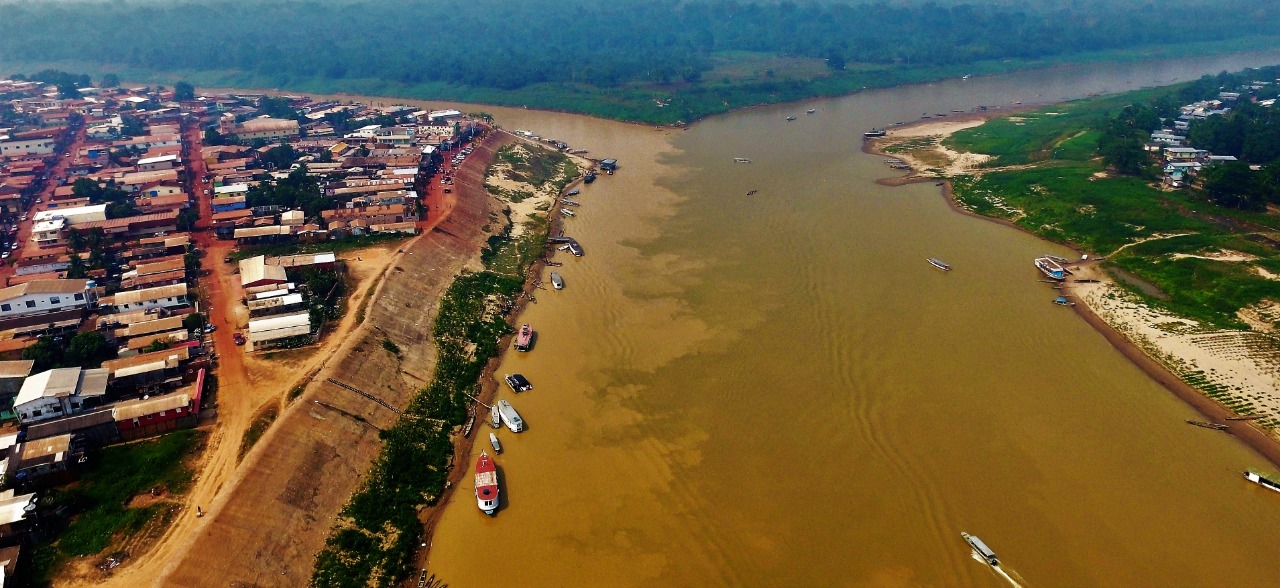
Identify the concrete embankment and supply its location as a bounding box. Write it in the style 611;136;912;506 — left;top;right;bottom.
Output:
159;132;513;587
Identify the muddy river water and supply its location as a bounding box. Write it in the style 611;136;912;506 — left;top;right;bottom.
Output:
416;51;1280;586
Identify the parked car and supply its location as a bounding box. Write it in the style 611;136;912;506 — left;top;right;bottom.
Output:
8;243;16;250
203;325;217;334
232;332;246;346
1;252;9;259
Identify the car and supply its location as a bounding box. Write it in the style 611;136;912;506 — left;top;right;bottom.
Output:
8;243;16;250
224;256;232;263
1;252;9;259
203;325;217;334
34;198;41;203
443;188;451;193
233;332;246;346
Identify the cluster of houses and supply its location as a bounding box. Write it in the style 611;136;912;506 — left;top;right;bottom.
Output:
237;252;338;351
1149;81;1276;188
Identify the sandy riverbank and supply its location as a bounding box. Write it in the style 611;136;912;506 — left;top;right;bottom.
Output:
866;114;1280;470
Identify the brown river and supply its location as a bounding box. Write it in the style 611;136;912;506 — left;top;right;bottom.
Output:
412;52;1280;586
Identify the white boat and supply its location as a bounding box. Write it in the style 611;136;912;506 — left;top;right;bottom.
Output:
561;208;575;217
961;532;999;566
1035;256;1068;280
927;258;951;271
498;400;524;432
550;272;564;290
490;404;500;428
1245;470;1280;494
806;109;816;114
733;157;752;163
490;432;502;453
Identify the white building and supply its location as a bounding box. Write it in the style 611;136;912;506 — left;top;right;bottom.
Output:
32;204;107;226
30;217;68;247
246;311;311;351
137;154;179;172
13;367;109;424
0;279;93;319
0;137;55;156
102;283;188;313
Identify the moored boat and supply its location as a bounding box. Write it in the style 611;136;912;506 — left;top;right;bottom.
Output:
961;532;999;566
1053;296;1075;306
567;240;584;257
806;108;816;114
490;404;500;428
927;257;951;271
584;170;596;183
1034;256;1067;281
550;272;564;290
785;115;797;121
863;128;887;138
498;400;524;432
514;324;533;351
566;188;580;196
734;157;752;163
561;208;576;217
490;432;502;453
474;451;499;514
1245;470;1280;494
504;373;533;392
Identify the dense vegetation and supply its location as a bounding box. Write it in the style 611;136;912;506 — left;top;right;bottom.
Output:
2;0;1279;122
946;68;1280;329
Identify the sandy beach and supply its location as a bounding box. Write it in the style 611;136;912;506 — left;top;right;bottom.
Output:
865;114;1280;469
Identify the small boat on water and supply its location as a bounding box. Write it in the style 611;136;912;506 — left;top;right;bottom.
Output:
475;451;499;514
1035;257;1068;281
561;208;576;217
734;157;752;163
1245;470;1280;494
961;532;999;566
514;324;533;351
863;128;887;138
561;199;580;206
490;404;501;428
806;108;816;114
927;258;951;271
567;240;584;257
584;170;596;183
550;272;564;290
498;399;524;433
504;373;533;392
1053;296;1075;306
566;188;580;196
785;116;797;121
490;432;502;453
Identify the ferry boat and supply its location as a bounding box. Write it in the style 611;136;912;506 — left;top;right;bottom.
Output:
961;532;999;566
1034;256;1067;280
490;432;502;453
1245;470;1280;494
514;324;533;351
863;128;887;138
498;400;524;432
474;451;499;514
584;170;596;183
550;272;564;290
490;404;501;428
504;373;533;392
927;258;951;271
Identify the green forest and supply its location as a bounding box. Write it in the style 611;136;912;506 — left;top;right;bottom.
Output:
2;0;1279;122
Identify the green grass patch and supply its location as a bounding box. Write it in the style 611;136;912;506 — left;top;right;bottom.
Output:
239;403;279;460
48;430;202;560
228;233;406;262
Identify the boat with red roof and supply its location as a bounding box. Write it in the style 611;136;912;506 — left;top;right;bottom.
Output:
475;451;499;515
514;323;533;351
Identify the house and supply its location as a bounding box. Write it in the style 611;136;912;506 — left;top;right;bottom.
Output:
0;491;37;543
246;312;312;351
1164;147;1206;161
239;256;288;289
118;169;180;192
14;367;110;424
32;205;108;227
101;283;189;313
136;154;179;172
101;346;191;388
74;210;179;239
113;392;195;440
0;279;93;320
247;292;305;318
0;137;55;156
220;115;300;141
211;195;246;213
320;203;417;227
5;433;76;481
233;225;294;244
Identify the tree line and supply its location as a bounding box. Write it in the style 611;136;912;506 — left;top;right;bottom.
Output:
1;0;1277;93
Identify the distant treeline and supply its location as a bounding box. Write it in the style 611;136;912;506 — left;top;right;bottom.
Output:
1;0;1277;91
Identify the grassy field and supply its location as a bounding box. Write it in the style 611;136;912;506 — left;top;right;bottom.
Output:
5;35;1279;124
946;90;1280;329
19;430;204;585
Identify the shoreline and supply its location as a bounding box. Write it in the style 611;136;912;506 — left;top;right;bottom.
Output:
864;116;1280;471
411;130;584;571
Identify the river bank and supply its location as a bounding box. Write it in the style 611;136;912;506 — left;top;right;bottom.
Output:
864;115;1280;470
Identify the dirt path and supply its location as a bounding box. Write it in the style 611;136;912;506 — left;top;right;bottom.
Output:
142;130;505;587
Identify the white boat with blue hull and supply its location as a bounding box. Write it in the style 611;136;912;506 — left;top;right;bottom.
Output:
498;400;524;433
